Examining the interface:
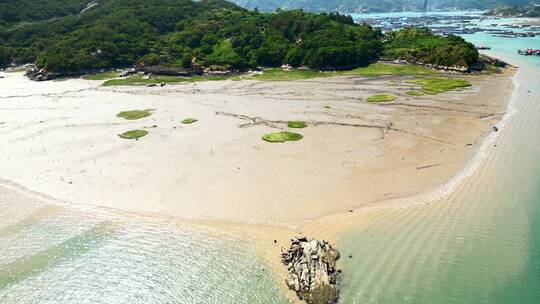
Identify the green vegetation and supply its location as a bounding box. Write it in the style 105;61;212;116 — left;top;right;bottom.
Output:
262;131;303;143
103;63;440;86
383;28;478;69
103;74;234;86
118;130;149;139
287;121;308;128
251;69;335;81
406;90;424;96
0;0;382;73
367;94;397;103
0;0;88;26
83;71;119;80
181;118;198;124
0;1;480;76
116;109;154;120
407;77;471;94
345;63;435;77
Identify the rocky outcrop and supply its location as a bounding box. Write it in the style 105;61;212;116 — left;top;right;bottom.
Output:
281;237;341;304
25;64;92;81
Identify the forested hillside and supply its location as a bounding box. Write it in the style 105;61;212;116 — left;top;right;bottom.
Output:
383;28;478;68
1;0;384;73
0;0;478;76
0;0;91;26
231;0;540;13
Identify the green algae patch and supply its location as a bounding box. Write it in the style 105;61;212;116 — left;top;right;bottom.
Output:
83;71;119;80
263;131;303;143
250;68;335;81
181;118;198;124
118;130;148;140
406;90;424;96
287;121;308;129
407;77;471;94
101;64;438;86
117;109;154;120
367;94;397;103
346;63;436;77
103;74;235;86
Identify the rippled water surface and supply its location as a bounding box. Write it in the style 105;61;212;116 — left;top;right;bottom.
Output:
0;198;287;303
339;13;540;304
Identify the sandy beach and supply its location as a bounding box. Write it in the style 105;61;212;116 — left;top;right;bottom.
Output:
0;67;513;229
0;63;520;304
520;17;540;26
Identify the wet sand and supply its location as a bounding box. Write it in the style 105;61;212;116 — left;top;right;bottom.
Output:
0;66;517;303
326;54;540;303
0;68;513;230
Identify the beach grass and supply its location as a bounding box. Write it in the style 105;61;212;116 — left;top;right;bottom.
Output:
367;94;397;103
103;74;235;86
406;90;424;96
83;71;119;80
102;63;438;86
262;131;303;143
249;69;335;81
116;109;154;120
118;130;148;140
407;77;471;94
181;118;198;124
287;121;308;128
345;63;436;77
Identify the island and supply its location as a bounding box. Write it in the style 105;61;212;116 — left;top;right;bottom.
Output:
484;6;540;17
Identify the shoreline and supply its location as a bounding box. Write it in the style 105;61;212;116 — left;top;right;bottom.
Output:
0;66;513;228
0;63;516;226
0;56;518;302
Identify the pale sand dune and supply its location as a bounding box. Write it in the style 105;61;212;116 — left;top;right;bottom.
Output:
0;69;513;230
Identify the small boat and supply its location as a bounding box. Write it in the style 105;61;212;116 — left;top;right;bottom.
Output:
518;49;540;56
477;45;491;50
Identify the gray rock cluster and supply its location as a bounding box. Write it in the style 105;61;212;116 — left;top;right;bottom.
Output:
281;237;341;304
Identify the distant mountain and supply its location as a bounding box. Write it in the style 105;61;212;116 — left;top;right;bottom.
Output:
231;0;540;13
484;5;540;16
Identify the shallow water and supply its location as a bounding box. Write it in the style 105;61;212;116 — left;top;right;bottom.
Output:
0;196;288;303
1;12;540;304
338;15;540;304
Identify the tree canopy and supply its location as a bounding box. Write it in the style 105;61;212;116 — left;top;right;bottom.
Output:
0;0;479;74
383;28;478;68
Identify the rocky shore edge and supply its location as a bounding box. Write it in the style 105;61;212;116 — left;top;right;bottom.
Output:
281;237;341;304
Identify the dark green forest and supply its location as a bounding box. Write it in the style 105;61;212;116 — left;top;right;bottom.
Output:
0;0;478;75
0;0;90;26
383;28;478;68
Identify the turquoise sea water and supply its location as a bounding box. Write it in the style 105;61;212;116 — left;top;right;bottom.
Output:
339;13;540;304
0;196;288;303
